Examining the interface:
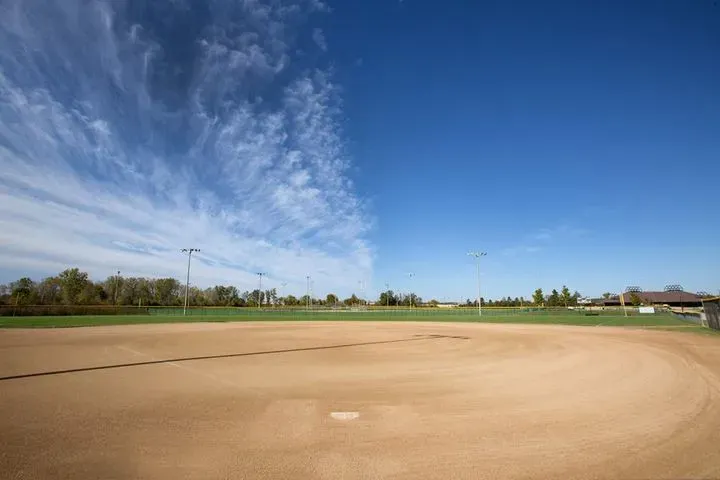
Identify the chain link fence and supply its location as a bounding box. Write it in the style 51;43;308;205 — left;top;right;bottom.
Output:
703;298;720;331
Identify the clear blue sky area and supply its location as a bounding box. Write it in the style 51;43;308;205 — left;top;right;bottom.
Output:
0;0;718;300
329;0;720;299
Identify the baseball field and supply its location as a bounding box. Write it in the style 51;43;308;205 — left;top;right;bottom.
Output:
1;317;720;479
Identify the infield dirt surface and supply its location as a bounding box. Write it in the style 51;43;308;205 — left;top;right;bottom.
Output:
1;321;719;479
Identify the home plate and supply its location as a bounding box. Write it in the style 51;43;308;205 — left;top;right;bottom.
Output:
330;411;360;420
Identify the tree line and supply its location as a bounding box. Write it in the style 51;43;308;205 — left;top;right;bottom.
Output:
1;268;376;308
0;268;583;308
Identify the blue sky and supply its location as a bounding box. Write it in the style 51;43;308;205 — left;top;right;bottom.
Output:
0;0;718;301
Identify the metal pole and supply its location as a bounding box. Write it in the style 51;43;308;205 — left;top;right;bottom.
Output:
184;253;191;315
477;259;482;317
306;276;310;310
385;282;389;307
408;273;414;309
181;248;199;316
256;273;264;309
114;270;120;306
468;252;487;317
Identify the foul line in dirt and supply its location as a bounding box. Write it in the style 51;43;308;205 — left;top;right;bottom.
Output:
0;334;467;382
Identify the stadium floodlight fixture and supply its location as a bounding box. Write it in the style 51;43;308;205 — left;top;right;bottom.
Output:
625;286;642;293
467;252;487;316
664;284;685;312
256;272;265;308
180;248;200;316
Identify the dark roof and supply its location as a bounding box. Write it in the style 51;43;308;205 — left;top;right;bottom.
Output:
619;291;701;303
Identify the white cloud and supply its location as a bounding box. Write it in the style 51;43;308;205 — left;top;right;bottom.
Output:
501;226;588;257
312;28;327;52
0;0;372;295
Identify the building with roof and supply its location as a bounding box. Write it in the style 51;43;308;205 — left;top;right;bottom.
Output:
602;291;702;308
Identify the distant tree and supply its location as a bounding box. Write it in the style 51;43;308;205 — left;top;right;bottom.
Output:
629;292;642;306
532;288;544;306
58;268;89;305
343;294;359;306
326;293;339;305
427;299;439;307
10;277;36;305
378;290;397;307
548;289;561;307
37;277;62;305
155;278;180;305
571;291;581;306
602;292;613;299
561;286;572;307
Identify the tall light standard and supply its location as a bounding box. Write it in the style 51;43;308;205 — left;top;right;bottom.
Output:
468;252;487;316
114;270;121;306
407;273;415;309
358;280;365;306
625;286;642;317
280;282;287;308
256;272;265;309
385;282;390;308
306;275;311;310
181;248;200;316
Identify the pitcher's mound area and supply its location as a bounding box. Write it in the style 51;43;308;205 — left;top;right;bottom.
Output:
2;321;720;479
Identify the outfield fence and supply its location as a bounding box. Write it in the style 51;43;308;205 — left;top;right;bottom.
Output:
1;304;653;318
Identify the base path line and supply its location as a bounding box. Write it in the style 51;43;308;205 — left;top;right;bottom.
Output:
116;345;240;388
0;335;459;382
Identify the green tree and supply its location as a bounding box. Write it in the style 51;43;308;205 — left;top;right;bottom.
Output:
58;268;89;305
343;294;359;306
37;277;61;305
629;292;642;306
326;293;339;305
154;278;180;305
10;277;36;304
532;288;544;306
602;292;613;299
561;285;572;307
548;289;561;307
379;290;397;306
283;294;299;306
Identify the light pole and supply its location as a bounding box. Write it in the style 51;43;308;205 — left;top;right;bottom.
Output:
665;284;684;312
114;270;121;306
256;272;265;309
181;248;200;316
306;275;311;310
408;273;415;309
358;280;365;306
385;282;390;308
280;282;287;308
625;286;642;317
468;252;487;316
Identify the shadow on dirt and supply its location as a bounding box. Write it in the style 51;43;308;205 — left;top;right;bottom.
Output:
0;334;468;382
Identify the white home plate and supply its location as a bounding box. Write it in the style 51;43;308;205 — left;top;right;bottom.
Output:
330;411;360;420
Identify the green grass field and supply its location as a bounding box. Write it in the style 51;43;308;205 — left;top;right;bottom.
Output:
0;309;711;332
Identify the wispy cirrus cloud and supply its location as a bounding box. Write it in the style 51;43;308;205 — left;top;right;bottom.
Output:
0;0;372;294
501;225;588;257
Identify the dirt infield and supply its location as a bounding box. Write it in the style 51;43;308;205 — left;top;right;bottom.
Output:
1;322;719;479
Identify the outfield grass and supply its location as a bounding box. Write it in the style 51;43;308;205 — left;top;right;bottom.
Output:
0;311;697;329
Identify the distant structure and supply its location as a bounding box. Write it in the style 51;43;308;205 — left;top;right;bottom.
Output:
598;291;702;308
